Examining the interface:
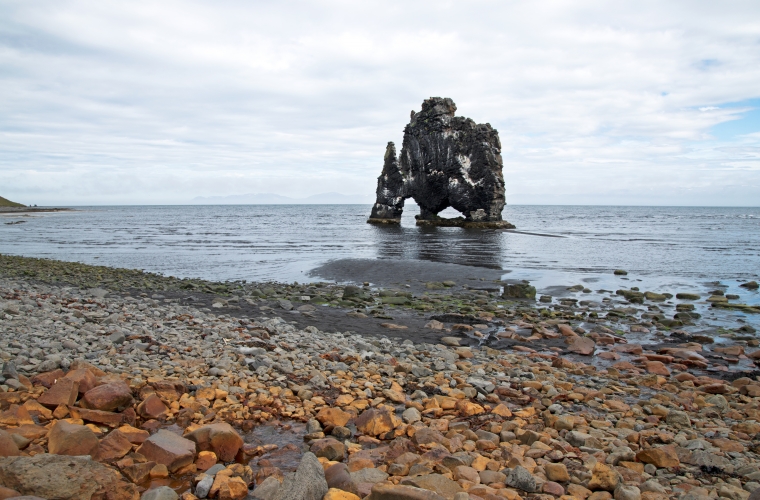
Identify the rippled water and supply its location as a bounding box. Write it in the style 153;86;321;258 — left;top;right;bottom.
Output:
1;205;758;297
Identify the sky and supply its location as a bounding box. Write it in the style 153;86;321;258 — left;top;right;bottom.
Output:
1;0;759;206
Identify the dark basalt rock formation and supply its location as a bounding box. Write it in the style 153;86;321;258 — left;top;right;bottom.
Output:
368;97;514;229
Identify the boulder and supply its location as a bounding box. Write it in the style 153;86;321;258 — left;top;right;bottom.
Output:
47;420;99;457
185;422;243;462
63;368;99;394
81;381;133;411
136;429;196;472
272;452;328;500
37;378;79;408
0;454;139;500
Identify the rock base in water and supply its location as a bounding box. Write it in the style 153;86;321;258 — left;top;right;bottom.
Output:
366;218;402;225
414;216;515;229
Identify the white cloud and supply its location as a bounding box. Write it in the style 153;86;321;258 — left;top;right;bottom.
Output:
0;0;759;205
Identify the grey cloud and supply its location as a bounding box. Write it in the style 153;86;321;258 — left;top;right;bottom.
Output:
0;0;759;205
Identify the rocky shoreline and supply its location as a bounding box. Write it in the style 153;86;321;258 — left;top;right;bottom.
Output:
1;254;760;500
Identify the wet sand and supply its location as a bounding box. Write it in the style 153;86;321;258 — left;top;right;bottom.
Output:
309;258;506;293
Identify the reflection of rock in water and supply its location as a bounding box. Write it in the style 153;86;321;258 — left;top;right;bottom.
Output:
368;97;515;229
373;226;506;270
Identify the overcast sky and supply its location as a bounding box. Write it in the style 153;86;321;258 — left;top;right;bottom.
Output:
1;0;759;206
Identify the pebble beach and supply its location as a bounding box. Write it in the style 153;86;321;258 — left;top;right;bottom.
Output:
1;254;760;500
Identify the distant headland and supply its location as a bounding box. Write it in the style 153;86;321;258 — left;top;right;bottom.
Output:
0;196;72;214
0;195;25;208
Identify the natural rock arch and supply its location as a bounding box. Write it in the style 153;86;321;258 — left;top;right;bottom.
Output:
368;97;514;229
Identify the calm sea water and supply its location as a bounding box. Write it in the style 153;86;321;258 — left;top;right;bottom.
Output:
1;205;758;306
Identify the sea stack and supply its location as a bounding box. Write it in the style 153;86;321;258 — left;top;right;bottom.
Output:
368;97;514;228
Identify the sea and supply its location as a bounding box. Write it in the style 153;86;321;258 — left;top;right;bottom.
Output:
1;205;759;322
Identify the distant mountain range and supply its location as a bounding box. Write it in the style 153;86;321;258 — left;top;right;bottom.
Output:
190;192;373;205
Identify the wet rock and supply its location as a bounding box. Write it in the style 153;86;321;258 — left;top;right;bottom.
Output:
310;437;346;461
185;423;243;462
503;283;536;300
567;336;596;355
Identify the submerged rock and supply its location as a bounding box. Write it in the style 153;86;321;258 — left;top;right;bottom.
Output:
368;98;514;229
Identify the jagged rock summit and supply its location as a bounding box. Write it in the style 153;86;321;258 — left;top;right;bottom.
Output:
368;97;514;228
